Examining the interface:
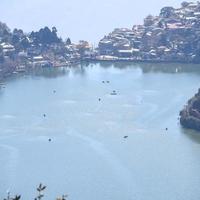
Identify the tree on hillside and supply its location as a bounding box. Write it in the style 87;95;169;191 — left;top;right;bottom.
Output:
181;1;189;8
12;29;24;44
11;28;31;51
144;15;155;27
20;37;30;49
160;7;175;18
0;46;4;63
0;22;12;42
30;26;61;45
0;22;10;37
66;38;72;45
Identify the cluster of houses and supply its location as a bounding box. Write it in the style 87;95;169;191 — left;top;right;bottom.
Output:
1;1;200;79
0;34;93;78
97;1;200;63
1;41;92;66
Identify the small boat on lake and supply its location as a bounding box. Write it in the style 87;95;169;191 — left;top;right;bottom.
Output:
110;90;117;95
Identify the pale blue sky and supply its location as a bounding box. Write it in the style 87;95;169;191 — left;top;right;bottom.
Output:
0;0;188;43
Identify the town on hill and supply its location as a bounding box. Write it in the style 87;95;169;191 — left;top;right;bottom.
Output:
1;1;200;79
97;1;200;62
0;24;94;79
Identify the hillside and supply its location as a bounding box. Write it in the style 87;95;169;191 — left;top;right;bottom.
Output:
98;1;200;63
180;89;200;131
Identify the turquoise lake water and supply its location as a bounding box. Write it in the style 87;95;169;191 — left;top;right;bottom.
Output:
1;62;200;200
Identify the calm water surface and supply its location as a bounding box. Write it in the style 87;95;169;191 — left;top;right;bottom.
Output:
1;62;200;200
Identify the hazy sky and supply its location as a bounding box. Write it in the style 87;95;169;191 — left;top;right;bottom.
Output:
0;0;187;43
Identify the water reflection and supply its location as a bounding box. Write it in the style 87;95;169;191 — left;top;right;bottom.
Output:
0;86;5;97
28;65;87;79
1;62;200;200
73;65;86;76
182;127;200;144
3;62;200;84
29;67;69;78
91;61;200;74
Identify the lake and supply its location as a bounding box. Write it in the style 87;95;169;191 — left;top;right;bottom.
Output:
0;62;200;200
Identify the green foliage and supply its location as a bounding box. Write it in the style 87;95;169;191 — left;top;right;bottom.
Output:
30;27;61;45
66;38;72;45
181;1;189;8
13;195;21;200
2;184;69;200
0;46;3;63
0;22;11;38
3;192;21;200
35;183;46;200
12;29;25;45
144;15;155;27
160;7;175;18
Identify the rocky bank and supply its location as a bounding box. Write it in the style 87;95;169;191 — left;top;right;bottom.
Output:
180;89;200;131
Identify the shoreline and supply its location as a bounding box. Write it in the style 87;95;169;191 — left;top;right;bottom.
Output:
86;58;198;64
1;59;200;82
180;89;200;132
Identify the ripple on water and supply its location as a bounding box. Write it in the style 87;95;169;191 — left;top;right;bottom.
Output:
0;144;19;183
66;130;134;184
0;115;16;120
60;100;77;104
122;104;135;108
